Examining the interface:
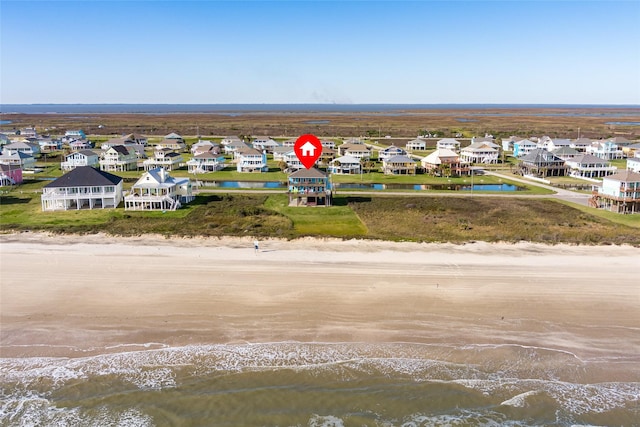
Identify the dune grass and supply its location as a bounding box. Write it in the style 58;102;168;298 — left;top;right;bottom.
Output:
1;181;638;244
348;196;640;245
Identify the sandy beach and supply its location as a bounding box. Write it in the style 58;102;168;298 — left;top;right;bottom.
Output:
1;232;638;375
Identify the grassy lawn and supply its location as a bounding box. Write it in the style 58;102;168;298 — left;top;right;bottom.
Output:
554;200;640;228
264;194;367;237
2;177;638;245
609;158;628;169
546;176;598;185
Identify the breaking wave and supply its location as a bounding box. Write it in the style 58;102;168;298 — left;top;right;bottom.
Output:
1;342;638;426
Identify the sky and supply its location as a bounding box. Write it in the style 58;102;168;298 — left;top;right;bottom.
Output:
1;0;639;105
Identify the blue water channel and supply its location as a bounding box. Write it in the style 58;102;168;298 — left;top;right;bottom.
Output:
200;181;524;191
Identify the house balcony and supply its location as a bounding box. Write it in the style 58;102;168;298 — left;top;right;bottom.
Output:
288;188;328;195
382;165;416;175
42;188;117;197
289;178;327;185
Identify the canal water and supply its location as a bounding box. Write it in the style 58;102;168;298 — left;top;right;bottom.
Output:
198;181;524;191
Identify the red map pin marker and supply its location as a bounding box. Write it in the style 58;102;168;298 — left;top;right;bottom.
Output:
294;134;323;169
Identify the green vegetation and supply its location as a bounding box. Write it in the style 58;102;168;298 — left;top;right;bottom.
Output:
2;180;639;245
348;196;640;245
264;195;367;236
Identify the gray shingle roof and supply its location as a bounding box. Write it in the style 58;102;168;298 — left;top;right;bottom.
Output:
605;170;640;182
289;167;327;178
45;166;122;188
520;148;564;164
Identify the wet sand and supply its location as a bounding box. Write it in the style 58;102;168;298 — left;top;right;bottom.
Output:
1;232;639;382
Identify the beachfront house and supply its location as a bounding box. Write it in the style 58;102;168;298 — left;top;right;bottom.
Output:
187;152;226;173
124;167;194;211
460;142;499;164
236;148;268;172
99;146;138;172
287;167;332;207
0;164;23;186
41;166;123;211
0;151;36;171
591;170;640;214
405;138;426;151
518;148;567;177
421;148;468;177
381;155;417;175
328;155;362;175
60;150;100;171
143;148;183;171
436;138;461;152
565;154;617;178
378;145;407;161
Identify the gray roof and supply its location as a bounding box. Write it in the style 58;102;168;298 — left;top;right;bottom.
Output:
605;170;640;182
520;148;564;164
570;154;608;164
551;146;579;156
5;141;38;149
571;137;593;145
0;151;33;159
45;166;122;188
272;146;293;154
384;155;415;163
289;167;327;178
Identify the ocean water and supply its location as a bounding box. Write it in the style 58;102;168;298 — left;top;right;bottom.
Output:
1;342;637;426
